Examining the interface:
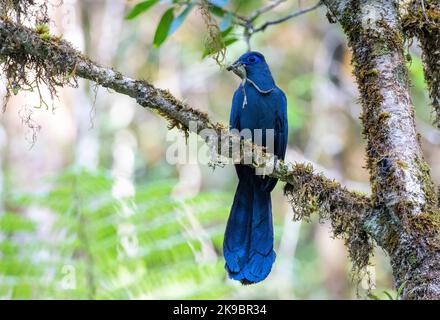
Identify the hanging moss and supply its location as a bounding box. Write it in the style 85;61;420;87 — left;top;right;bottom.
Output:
199;0;226;67
402;0;440;128
283;163;373;285
0;7;78;114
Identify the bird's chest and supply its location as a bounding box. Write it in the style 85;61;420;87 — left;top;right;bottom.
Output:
237;86;278;131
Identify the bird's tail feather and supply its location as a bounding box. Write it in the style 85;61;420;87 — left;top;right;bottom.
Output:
223;177;275;284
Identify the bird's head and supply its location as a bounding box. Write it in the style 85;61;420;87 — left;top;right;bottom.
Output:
227;51;274;89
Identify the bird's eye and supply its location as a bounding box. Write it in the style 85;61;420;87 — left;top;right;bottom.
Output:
247;55;259;64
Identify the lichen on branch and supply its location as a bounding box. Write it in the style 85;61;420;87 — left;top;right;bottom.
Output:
283;163;373;282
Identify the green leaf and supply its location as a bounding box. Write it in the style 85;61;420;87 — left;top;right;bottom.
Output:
153;8;175;47
125;0;159;20
221;26;233;37
209;5;225;17
3;168;235;299
0;213;36;232
383;291;394;300
168;4;194;36
223;37;238;47
367;293;381;300
396;281;406;300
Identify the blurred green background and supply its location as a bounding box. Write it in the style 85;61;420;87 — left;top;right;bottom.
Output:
0;0;438;299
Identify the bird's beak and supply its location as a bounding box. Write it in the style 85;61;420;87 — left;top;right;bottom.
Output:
226;60;241;71
227;60;246;79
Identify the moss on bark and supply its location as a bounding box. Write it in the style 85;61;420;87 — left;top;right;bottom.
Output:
402;0;440;127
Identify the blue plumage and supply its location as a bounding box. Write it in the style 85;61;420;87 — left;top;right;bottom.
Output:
224;52;288;284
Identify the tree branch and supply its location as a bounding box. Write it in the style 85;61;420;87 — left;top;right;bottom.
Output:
249;0;287;22
228;0;322;51
253;1;322;33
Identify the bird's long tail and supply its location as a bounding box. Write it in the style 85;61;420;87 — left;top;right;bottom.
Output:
223;172;276;284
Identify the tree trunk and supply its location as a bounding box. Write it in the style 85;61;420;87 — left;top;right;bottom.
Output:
324;0;440;299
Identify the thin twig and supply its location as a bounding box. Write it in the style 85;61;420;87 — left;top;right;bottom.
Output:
240;1;322;51
253;1;322;33
244;24;252;51
249;0;287;22
420;0;431;23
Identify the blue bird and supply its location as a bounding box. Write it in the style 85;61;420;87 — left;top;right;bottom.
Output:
224;51;288;284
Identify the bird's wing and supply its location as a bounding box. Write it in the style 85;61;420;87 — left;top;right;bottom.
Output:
230;87;248;179
275;89;288;161
229;88;242;131
261;88;288;192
